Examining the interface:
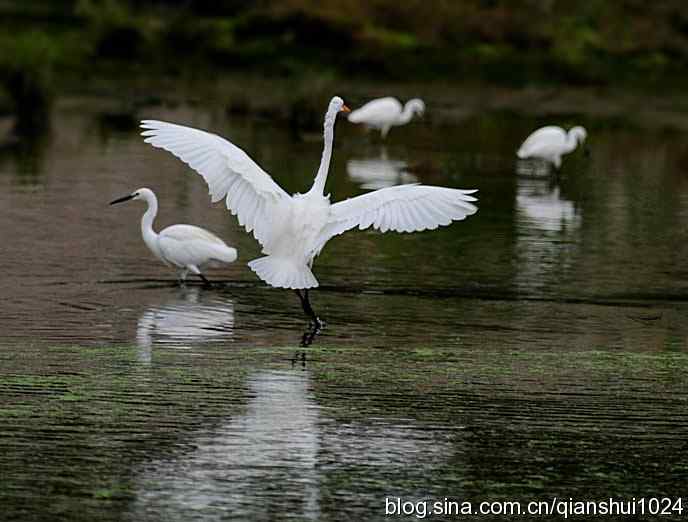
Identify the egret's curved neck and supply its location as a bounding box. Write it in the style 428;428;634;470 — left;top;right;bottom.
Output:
309;109;337;195
397;102;418;126
140;193;159;247
564;131;581;153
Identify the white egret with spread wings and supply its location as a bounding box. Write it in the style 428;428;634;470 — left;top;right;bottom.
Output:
140;96;477;328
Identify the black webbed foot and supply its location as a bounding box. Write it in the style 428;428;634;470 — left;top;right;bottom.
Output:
291;350;307;366
300;323;319;347
309;316;325;332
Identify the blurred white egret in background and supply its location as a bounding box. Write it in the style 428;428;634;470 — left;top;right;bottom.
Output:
110;187;237;285
140;96;477;330
348;97;425;138
516;125;588;169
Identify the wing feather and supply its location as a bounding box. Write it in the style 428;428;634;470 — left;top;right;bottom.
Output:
141;120;290;247
157;225;232;267
318;184;478;249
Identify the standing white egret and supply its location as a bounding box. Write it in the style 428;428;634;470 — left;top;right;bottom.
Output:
110;187;237;285
140;96;477;327
347;97;425;138
516;125;588;169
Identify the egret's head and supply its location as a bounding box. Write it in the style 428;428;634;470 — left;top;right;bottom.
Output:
408;98;426;117
570;126;587;145
110;187;154;205
329;96;351;116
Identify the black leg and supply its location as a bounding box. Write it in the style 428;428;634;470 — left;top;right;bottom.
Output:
294;289;314;319
300;290;324;329
302;290;316;319
198;273;211;287
294;290;324;347
295;289;305;307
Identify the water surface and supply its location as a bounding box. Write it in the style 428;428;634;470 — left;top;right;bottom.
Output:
1;96;687;520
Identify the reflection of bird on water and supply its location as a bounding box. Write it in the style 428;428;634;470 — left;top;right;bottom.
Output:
348;97;425;139
346;148;417;190
136;287;234;361
131;370;322;520
516;125;588;170
516;177;581;233
515;158;552;178
514;177;582;294
130;369;457;520
140;96;477;344
110;187;237;285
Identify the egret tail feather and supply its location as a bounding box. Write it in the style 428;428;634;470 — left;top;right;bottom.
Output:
248;256;318;289
212;245;238;263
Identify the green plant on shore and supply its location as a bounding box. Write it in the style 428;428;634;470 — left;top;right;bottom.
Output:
0;31;59;135
75;0;149;60
2;0;688;105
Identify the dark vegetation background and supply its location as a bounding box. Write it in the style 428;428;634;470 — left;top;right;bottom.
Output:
1;0;687;133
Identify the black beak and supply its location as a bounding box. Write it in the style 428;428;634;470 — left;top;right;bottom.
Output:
109;194;136;205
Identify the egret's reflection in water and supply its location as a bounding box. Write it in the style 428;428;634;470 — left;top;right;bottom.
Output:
516;178;581;233
515;158;553;178
130;370;457;521
346;147;417;190
131;370;320;520
515;176;581;293
136;287;234;361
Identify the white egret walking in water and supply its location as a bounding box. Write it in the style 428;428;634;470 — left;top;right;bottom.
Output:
516;125;588;169
347;97;425;138
110;188;237;284
140;96;477;328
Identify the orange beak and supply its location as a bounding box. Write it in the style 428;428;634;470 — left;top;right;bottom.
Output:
340;104;351;113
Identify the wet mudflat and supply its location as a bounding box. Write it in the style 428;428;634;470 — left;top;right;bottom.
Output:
1;94;688;521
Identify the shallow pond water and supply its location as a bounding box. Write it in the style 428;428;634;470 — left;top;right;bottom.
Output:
1;95;687;521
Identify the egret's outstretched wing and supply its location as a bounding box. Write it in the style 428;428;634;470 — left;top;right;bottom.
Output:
318;184;478;248
141;120;289;247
